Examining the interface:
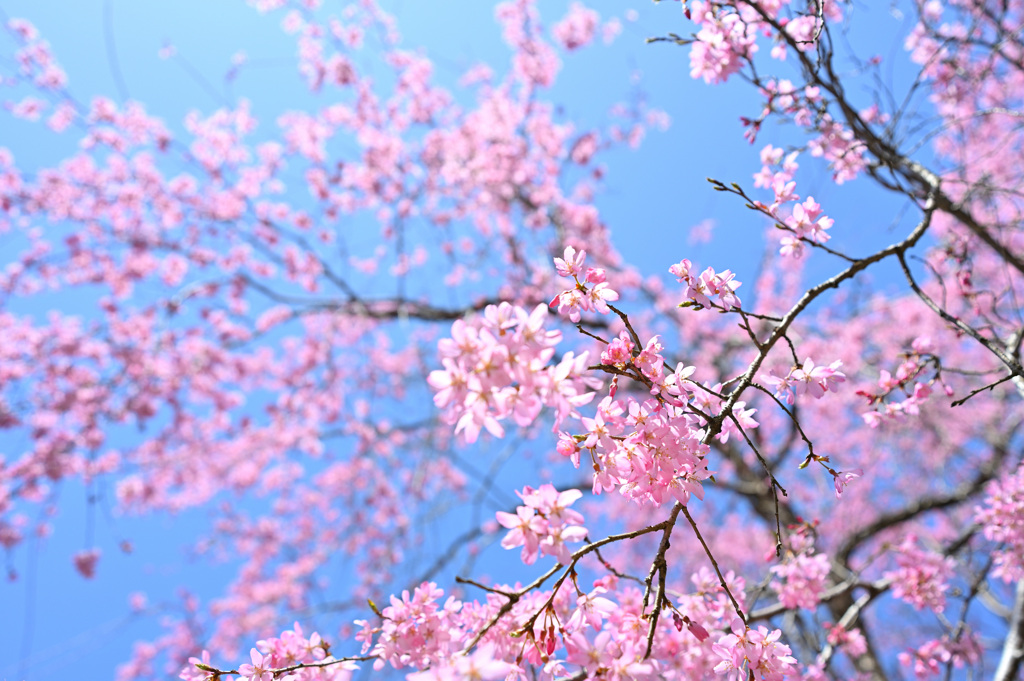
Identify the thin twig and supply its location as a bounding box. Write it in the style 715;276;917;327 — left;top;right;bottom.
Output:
680;505;746;623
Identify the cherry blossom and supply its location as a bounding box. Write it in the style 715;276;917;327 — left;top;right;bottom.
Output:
0;2;1022;681
496;485;588;565
975;463;1024;582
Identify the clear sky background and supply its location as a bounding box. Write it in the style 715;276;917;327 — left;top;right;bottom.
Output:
0;2;927;680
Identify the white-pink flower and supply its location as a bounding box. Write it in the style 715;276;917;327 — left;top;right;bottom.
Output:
565;586;617;632
554;245;586;278
237;649;271;681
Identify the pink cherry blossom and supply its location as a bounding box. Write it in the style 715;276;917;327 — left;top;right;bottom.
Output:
1;4;1022;681
237;649;271;681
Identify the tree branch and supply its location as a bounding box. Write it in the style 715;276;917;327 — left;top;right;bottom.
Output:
995;580;1024;681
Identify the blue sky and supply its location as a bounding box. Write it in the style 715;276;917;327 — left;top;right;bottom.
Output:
0;1;930;679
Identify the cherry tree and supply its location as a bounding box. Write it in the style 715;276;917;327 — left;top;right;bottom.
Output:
1;1;1023;681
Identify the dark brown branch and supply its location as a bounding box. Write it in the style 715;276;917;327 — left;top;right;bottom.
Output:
897;252;1024;379
713;195;936;441
457;518;673;653
642;503;682;658
837;440;1011;564
681;505;746;623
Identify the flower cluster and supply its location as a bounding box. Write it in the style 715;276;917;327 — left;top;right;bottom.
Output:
355;582;464;671
779;197;833;257
974;462;1024;582
552;2;599;51
688;2;758;84
427;302;597;443
7;17;68;93
229;568;800;681
361;571;771;680
808;114;868;184
711;617;798;680
753;144;800;206
883;535;956;613
749;143;840;257
181;624;350;681
550;246;620;322
547;255;759;507
743;79;866;183
858;338;951;428
897;634;980;679
763;358;846;405
769;530;830;610
558;392;717;507
495;485;588;565
822;622;867;658
669;259;742;311
599;330;635;370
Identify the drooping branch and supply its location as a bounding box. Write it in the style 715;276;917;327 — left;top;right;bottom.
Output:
897;252;1024;379
457;516;675;654
714;194;936;430
746;1;1024;284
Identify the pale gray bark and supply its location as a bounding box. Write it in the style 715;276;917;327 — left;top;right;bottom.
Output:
995;580;1024;681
